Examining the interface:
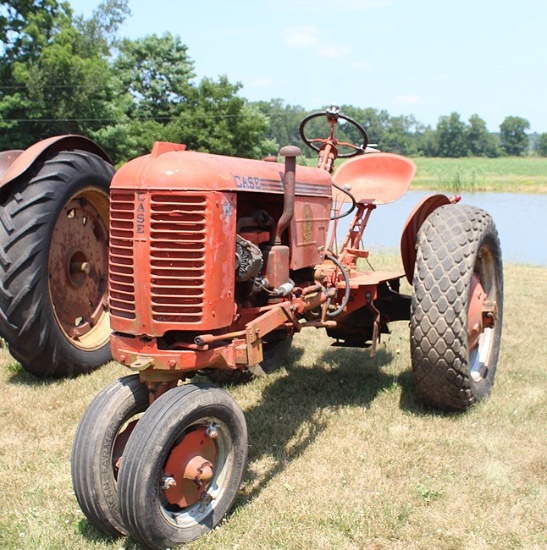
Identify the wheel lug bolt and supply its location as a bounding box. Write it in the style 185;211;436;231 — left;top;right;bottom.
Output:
71;261;90;274
162;476;177;489
206;425;218;439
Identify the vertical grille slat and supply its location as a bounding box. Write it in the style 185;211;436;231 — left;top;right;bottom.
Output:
109;192;136;319
150;194;207;323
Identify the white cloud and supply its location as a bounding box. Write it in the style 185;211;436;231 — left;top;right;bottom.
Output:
396;95;421;104
251;77;275;88
351;61;372;70
319;45;352;58
291;0;393;10
284;25;319;47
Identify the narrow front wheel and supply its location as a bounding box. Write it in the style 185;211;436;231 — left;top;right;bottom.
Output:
118;384;248;549
71;375;149;537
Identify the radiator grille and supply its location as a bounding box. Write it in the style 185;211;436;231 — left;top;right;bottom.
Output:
109;192;213;326
149;194;206;323
109;192;136;319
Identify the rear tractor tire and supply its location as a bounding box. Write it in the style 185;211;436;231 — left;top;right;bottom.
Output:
410;204;503;411
0;150;113;377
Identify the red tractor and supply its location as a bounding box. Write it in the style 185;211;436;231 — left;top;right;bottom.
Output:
68;106;502;549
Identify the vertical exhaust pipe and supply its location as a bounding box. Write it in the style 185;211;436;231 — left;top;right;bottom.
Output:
275;145;301;244
264;146;301;294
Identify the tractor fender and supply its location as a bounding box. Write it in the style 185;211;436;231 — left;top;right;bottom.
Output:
0;134;112;199
400;194;452;284
0;150;24;183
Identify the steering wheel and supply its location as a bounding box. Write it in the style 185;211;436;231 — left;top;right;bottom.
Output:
299;106;369;159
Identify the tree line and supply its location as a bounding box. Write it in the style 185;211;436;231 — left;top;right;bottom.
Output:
1;0;546;165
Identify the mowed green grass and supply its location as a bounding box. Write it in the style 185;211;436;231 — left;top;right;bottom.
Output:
0;258;546;549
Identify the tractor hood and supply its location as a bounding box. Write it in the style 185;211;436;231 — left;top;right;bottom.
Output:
111;143;333;198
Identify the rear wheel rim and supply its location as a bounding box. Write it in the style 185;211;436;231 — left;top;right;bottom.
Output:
468;244;500;382
48;186;110;351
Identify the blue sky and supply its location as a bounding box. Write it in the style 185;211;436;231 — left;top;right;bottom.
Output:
69;0;547;133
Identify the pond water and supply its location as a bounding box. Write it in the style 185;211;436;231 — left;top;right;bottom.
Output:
334;191;547;267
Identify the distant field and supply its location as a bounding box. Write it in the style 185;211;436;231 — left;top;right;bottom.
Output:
313;156;547;194
411;157;547;193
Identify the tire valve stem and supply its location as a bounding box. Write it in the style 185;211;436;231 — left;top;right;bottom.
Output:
162;476;177;490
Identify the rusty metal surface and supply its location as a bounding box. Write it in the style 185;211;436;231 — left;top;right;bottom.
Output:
0;150;23;183
164;427;217;508
275;146;300;244
400;194;451;284
49;191;109;346
107;135;423;379
111;147;332;197
109;190;238;336
0;135;111;190
468;273;487;351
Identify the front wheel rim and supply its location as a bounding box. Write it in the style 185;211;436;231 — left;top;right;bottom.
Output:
160;417;234;530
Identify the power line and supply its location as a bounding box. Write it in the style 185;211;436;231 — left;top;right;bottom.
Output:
0;113;263;123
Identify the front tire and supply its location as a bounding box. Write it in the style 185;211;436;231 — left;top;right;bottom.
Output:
72;375;149;537
118;384;248;549
0;150;113;377
410;204;503;411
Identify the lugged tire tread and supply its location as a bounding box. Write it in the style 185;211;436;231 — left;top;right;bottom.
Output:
0;150;114;377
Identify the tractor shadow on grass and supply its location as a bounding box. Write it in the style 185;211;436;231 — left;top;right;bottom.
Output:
231;341;401;511
229;336;454;518
4;363;61;386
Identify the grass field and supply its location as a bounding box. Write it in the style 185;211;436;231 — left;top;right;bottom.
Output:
0;258;546;549
312;155;547;194
411;156;547;193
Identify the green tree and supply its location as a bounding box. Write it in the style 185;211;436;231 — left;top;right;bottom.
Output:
339;105;390;150
416;126;439;156
0;0;67;64
254;99;305;152
92;32;195;162
467;114;500;157
538;133;547;157
75;0;129;54
0;0;130;150
99;33;271;162
1;0;71;147
382;115;423;155
499;116;530;156
436;112;469;157
113;33;195;120
169;76;271;159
